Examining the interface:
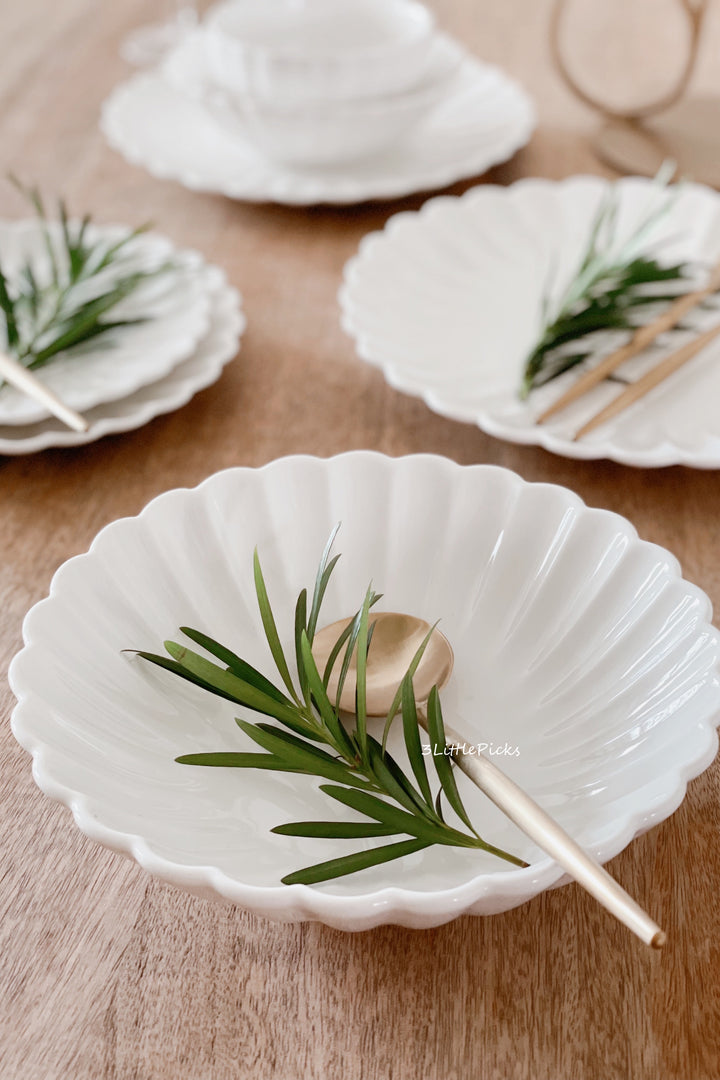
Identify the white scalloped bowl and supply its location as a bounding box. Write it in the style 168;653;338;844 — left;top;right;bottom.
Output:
340;177;720;467
9;454;720;929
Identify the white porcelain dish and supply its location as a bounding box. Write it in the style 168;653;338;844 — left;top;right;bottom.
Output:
0;267;243;455
341;176;720;467
0;222;211;425
201;34;461;167
10;453;720;928
204;0;435;102
102;40;535;205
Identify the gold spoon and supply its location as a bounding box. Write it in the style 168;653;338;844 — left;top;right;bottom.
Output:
312;612;666;949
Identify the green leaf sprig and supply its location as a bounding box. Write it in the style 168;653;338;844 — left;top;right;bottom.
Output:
0;178;170;379
520;168;710;398
133;530;528;885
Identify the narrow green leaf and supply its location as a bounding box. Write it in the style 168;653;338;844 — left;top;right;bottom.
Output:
380;621;438;752
400;675;434;808
299;631;357;759
27;319;144;370
322;617;353;688
19;263;39;317
321;596;386;686
294;589;309;703
58;197;75;277
306;522;341;641
134;650;241;699
426;687;476;835
91;224;151;273
10;176;60;289
281;838;431;885
179;626;292;707
30;274;147;364
254;722;355;768
237;720;369;789
366;736;435;820
253;548;299;703
319;784;463;846
272;821;398;839
176;752;305;771
353;586;373;760
307;554;341;641
160;642;317;736
0;262;18;349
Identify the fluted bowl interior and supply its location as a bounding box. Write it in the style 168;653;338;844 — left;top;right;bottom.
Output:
9;454;720;928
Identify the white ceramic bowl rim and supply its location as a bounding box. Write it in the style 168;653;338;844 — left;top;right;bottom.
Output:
9;453;720;925
205;0;435;62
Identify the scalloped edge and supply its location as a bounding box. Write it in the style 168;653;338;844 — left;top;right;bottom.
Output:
339;177;720;467
8;453;720;928
99;61;536;206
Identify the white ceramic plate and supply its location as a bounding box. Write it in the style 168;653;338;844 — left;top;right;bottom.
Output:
101;38;535;205
0;267;243;455
0;222;212;424
340;177;720;467
10;454;720;929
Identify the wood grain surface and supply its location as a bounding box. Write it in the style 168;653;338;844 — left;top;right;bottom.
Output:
1;2;720;1077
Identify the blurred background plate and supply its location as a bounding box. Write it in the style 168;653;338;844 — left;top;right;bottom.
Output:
0;223;212;425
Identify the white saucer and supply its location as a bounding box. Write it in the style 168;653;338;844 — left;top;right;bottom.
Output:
0;267;244;455
101;40;535;205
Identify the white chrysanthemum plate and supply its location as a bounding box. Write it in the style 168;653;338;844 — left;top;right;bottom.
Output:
0;267;243;455
0;222;213;424
100;37;535;205
9;454;720;929
340;177;720;467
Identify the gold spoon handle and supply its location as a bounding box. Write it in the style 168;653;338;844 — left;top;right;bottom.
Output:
0;351;89;433
419;713;666;948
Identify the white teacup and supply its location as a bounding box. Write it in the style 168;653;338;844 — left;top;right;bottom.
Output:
203;0;437;105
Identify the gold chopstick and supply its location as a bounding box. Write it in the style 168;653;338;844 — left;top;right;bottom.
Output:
0;351;89;433
573;319;720;441
537;260;720;425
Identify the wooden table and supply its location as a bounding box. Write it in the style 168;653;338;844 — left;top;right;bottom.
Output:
2;2;719;1077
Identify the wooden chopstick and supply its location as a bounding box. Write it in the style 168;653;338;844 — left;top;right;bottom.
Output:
537;260;720;424
573;319;720;441
0;351;89;433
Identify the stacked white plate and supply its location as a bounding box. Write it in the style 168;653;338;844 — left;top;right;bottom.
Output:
0;220;245;455
102;0;535;206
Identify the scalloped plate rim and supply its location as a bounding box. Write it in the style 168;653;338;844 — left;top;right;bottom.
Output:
339;176;720;466
9;453;720;928
99;59;536;206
